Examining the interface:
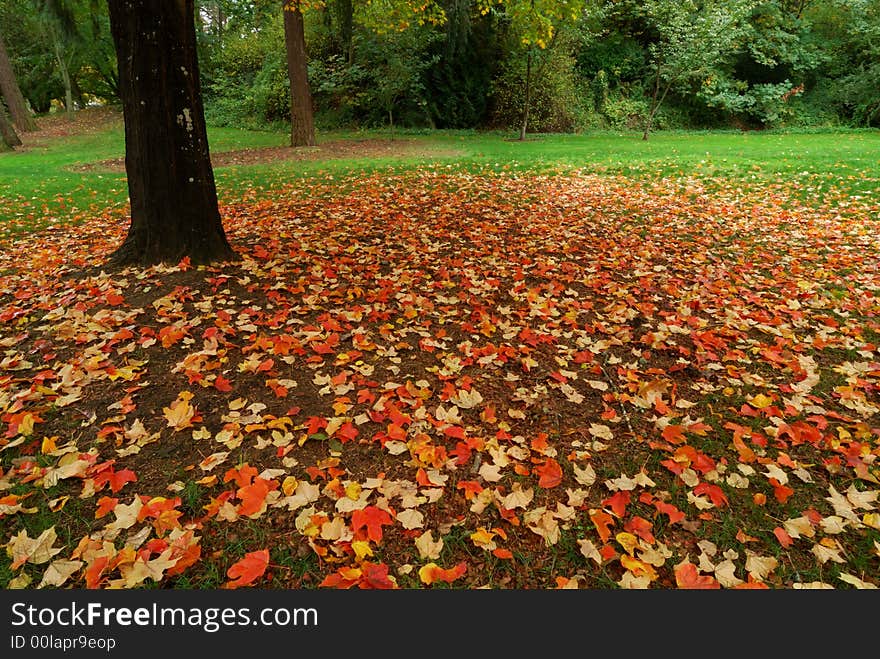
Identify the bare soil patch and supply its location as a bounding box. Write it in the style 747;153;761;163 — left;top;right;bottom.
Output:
73;138;464;172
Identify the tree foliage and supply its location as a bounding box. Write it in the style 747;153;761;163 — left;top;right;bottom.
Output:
1;0;879;131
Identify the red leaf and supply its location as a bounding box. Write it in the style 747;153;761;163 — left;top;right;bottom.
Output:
693;482;728;508
107;469;137;493
360;562;398;589
214;375;233;392
224;549;269;589
95;496;118;519
773;526;794;548
351;506;393;543
602;491;631;518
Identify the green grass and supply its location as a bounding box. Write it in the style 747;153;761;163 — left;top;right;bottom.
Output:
2;114;879;236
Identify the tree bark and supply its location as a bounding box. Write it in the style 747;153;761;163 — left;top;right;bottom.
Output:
334;0;354;64
52;36;75;121
106;0;235;266
283;3;316;147
0;32;37;132
643;60;670;141
0;105;20;148
519;48;532;141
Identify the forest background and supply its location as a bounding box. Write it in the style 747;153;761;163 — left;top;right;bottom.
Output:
2;0;879;140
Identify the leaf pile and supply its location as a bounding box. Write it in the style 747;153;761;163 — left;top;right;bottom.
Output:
1;168;879;589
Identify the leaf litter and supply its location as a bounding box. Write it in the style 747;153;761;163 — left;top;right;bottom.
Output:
1;167;879;589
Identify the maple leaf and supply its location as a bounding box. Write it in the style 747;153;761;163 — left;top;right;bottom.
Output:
38;559;84;589
418;562;467;585
351;506;393;543
534;458;563;488
360;562;398;589
224;549;270;589
590;510;615;543
237;478;274;518
415;531;444;560
163;391;196;430
675;562;720;589
7;527;63;569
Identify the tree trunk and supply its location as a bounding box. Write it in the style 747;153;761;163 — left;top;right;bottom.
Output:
106;0;235;266
283;3;316;147
335;0;354;64
0;105;20;148
519;48;532;141
643;61;671;141
0;32;36;132
52;37;75;121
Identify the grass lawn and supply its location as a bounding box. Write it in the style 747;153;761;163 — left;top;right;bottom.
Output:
2;109;879;238
0;109;878;591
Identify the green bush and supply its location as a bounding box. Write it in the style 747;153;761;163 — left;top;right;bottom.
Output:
202;17;290;129
488;38;590;133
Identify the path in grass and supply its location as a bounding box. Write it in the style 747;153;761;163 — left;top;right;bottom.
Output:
1;158;878;589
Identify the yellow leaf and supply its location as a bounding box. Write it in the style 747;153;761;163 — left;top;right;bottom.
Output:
352;540;373;561
620;555;658;581
863;513;880;530
470;527;497;551
749;393;774;409
615;532;639;555
282;476;299;496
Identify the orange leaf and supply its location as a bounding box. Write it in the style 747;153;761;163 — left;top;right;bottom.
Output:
214;375;233;392
602;491;631;518
693;482;728;508
534;458;563;488
654;501;686;524
95;496;118;519
351;506;393;543
773;526;794;548
224;549;269;589
675;562;720;589
237;478;272;517
107;469;137;493
223;463;259;488
419;562;467;585
770;479;794;503
589;510;615;543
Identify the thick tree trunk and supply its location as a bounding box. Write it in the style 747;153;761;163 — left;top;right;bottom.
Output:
519;48;532;141
0;32;37;132
0;105;22;148
106;0;235;266
283;3;316;147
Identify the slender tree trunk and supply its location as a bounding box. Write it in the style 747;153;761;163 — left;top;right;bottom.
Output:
0;105;20;148
283;3;316;147
52;37;75;121
335;0;354;64
519;47;532;141
106;0;235;266
643;61;670;141
0;32;36;131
